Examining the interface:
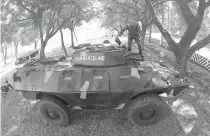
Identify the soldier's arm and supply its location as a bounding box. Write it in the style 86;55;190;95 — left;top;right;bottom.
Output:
119;25;129;36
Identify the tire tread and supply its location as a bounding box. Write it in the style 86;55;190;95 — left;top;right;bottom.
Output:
39;95;70;127
127;94;167;125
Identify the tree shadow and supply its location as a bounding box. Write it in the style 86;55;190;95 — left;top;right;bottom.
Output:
170;90;210;136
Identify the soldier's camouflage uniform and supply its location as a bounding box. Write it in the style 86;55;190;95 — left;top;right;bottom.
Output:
119;22;143;56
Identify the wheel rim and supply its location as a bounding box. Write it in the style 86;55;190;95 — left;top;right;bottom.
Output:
140;109;155;120
45;109;60;120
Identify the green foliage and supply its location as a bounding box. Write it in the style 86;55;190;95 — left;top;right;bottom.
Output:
99;0;130;33
6;0;95;59
1;0;39;47
64;0;96;30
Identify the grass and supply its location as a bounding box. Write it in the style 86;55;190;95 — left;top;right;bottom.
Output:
1;38;210;136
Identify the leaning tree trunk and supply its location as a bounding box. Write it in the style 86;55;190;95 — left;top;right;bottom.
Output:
160;6;165;46
70;28;74;48
149;25;152;43
59;28;68;57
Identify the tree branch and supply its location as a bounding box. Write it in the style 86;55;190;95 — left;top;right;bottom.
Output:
175;0;197;27
188;33;210;54
45;10;56;40
205;0;210;9
18;1;36;15
196;0;206;26
153;0;172;7
145;0;177;51
48;15;72;39
15;18;32;22
112;0;136;10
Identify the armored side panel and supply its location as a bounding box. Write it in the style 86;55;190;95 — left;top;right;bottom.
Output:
13;65;45;91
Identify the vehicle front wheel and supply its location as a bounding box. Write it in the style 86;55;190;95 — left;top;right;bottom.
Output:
127;94;168;126
38;95;71;127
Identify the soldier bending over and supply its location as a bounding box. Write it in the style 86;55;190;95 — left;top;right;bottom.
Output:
116;20;144;59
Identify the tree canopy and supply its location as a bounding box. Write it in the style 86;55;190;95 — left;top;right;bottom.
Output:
2;0;95;60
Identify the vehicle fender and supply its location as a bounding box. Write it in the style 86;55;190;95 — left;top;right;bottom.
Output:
21;90;37;100
24;92;70;105
130;85;188;99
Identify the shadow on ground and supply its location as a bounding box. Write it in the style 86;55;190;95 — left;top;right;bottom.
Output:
1;89;210;136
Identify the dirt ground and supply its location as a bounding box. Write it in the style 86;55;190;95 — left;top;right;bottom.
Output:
1;39;210;136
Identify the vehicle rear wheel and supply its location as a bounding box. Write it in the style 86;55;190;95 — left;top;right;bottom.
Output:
38;95;71;126
127;94;168;126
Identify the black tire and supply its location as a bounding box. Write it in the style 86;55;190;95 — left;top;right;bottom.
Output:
127;94;168;126
38;96;71;127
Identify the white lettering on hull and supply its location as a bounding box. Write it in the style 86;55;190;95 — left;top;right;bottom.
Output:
76;56;105;61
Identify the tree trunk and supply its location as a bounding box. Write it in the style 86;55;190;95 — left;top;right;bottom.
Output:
140;25;147;49
4;44;7;59
145;0;209;77
59;28;68;57
40;43;46;60
38;16;46;60
73;30;78;42
149;25;152;42
116;30;120;35
1;43;6;64
34;42;37;49
160;6;164;46
174;49;191;77
113;27;120;35
168;1;170;33
70;28;74;48
15;43;18;59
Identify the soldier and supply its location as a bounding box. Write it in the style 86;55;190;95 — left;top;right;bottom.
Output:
116;20;144;59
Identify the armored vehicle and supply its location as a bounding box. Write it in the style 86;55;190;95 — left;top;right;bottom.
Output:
1;41;189;127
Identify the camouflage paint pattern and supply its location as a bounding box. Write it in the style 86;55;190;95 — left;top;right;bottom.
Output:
12;59;188;109
11;47;188;109
119;22;142;54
